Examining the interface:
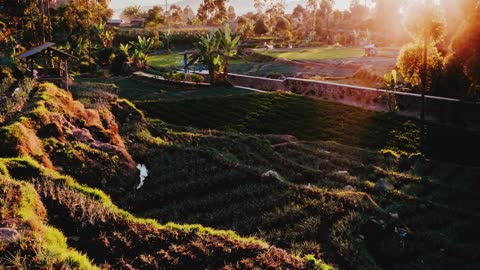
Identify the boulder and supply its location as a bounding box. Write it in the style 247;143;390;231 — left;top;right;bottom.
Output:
343;185;355;191
375;179;395;191
0;228;20;244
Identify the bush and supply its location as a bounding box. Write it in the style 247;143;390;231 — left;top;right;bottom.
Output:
111;50;129;76
190;73;204;83
97;47;115;67
164;72;186;81
78;57;96;73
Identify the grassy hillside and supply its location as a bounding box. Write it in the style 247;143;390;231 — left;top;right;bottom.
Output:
133;92;480;165
2;80;479;270
0;83;326;269
115;115;480;270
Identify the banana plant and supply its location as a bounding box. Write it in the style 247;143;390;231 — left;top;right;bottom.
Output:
130;36;155;68
119;43;132;59
186;29;222;84
94;22;115;48
218;24;241;80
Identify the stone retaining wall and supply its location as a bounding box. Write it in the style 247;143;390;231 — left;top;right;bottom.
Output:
227;73;480;127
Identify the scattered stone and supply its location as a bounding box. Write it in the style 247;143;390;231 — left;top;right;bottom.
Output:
374;179;395;191
390;213;399;219
262;170;285;182
0;228;20;244
68;236;80;242
343;185;355;191
334;171;350;177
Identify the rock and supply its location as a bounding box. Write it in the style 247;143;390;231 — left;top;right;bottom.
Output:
334;171;350;178
390;213;399;219
0;228;20;244
68;236;80;242
375;179;395;191
343;185;355;191
262;170;285;182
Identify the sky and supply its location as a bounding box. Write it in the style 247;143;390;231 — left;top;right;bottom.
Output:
109;0;374;13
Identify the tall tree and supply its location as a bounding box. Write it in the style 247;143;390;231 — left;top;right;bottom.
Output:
320;0;334;42
372;0;404;44
145;6;165;27
397;0;446;144
227;6;236;21
197;0;228;26
120;5;144;22
445;2;480;97
307;0;319;40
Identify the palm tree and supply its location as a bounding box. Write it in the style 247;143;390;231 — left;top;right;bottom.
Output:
218;24;240;80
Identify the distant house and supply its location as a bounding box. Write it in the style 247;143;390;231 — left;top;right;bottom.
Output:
107;19;122;28
130;18;145;28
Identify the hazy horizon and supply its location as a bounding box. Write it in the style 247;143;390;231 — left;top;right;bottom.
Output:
109;0;374;17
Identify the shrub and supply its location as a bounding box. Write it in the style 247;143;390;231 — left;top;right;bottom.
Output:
78;57;96;73
190;73;204;83
111;50;129;76
164;72;186;82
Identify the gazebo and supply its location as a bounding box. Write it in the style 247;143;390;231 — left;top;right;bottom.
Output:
17;42;77;90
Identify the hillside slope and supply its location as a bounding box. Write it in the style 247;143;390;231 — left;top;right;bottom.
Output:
1;82;479;270
0;83;325;269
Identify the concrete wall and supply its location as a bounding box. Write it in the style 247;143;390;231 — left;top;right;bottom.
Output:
227;73;480;127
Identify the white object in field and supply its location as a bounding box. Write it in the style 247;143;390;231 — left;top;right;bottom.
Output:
33;69;39;79
136;164;149;190
12;88;20;97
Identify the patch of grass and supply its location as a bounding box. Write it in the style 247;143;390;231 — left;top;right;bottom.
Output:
255;47;365;61
0;168;99;270
76;77;252;101
147;53;183;69
133;92;480;165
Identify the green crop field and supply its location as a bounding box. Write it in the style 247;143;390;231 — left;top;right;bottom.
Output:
133;92;479;165
255;47;365;60
113;85;480;269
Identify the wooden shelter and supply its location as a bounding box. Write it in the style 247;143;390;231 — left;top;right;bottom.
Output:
17;42;77;91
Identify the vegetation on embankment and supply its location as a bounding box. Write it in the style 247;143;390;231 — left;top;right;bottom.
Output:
133;92;480;165
117;113;480;270
0;83;329;269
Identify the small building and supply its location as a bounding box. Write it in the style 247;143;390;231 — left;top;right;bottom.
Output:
17;42;77;91
130;18;145;28
107;19;122;28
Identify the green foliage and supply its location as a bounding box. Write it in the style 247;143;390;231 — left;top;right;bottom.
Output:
164;71;186;81
397;43;443;89
130;36;155;68
187;29;223;84
197;0;229;26
445;4;480;98
254;17;270;36
190;73;205;83
403;1;446;45
111;49;129;76
120;5;145;21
